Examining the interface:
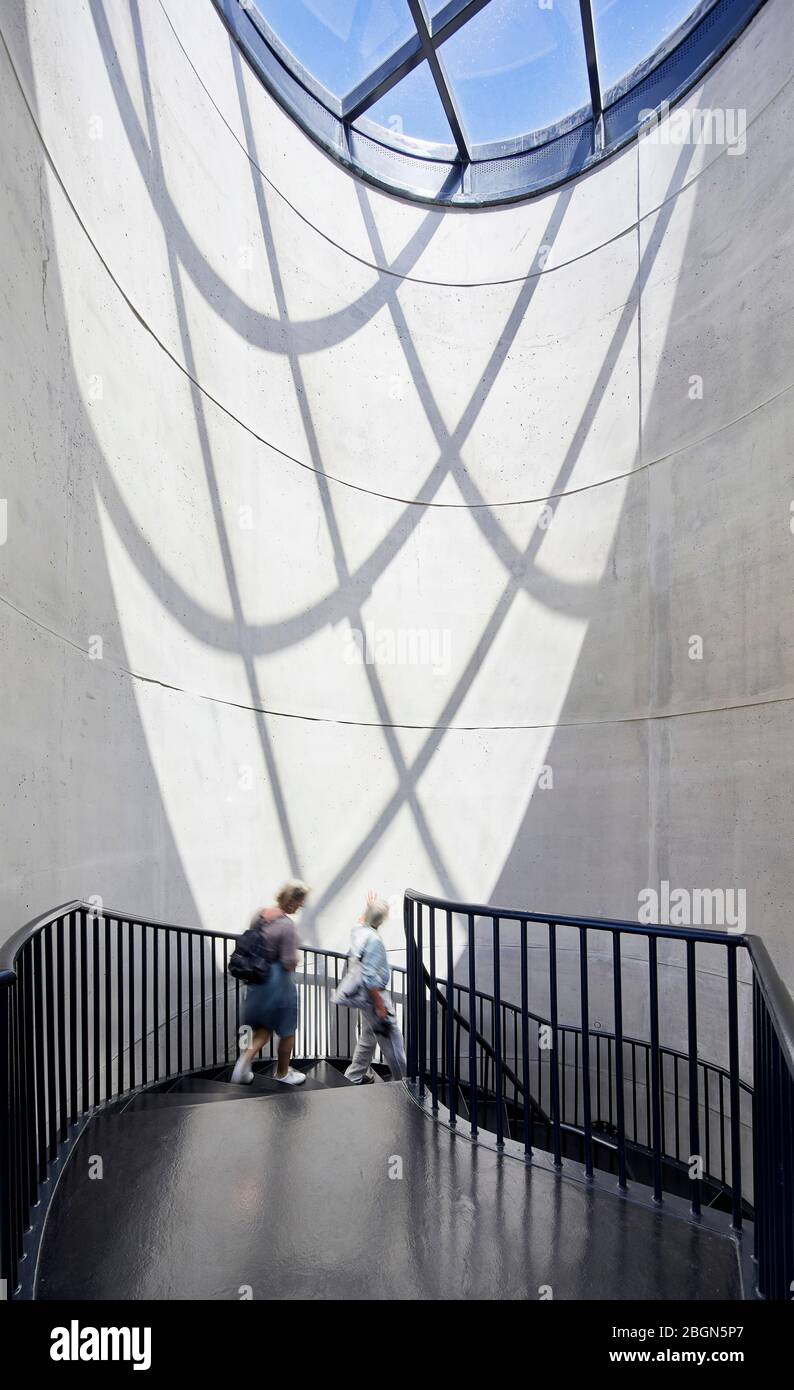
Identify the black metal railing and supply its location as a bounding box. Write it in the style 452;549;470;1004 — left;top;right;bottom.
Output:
419;967;754;1208
0;900;406;1299
405;889;794;1301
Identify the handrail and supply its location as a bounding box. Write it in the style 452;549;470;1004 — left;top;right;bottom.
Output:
0;900;82;982
404;887;750;945
0;898;364;985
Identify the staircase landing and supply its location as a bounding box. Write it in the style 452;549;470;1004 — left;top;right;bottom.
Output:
36;1079;743;1300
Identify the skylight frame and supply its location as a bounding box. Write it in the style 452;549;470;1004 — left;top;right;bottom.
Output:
213;0;769;206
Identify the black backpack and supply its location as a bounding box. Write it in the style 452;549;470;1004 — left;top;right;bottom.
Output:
228;918;271;985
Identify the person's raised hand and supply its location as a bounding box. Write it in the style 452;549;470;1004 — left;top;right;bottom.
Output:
358;888;378;923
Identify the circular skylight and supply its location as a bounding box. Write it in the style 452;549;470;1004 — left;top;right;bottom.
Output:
216;0;767;204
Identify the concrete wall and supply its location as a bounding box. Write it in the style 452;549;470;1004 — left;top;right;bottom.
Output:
1;0;792;1062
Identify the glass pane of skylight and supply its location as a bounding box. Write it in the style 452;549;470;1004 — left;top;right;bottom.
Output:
593;0;703;94
438;0;591;147
251;0;416;99
428;0;476;24
356;59;455;149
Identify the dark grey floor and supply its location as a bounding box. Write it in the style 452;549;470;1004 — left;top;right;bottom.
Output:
36;1082;742;1300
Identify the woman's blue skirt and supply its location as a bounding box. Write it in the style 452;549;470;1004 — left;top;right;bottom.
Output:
241;962;298;1038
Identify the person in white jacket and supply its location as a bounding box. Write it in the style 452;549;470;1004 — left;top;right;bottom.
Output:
344;892;407;1084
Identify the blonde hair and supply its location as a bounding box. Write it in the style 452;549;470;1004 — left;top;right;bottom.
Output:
363;897;390;930
276;879;310;911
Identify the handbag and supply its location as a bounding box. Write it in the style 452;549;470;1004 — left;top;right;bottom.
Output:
330;944;370;1010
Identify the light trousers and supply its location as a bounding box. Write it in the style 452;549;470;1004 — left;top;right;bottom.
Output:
344;995;407;1083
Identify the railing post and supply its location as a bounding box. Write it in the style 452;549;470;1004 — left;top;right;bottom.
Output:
429;907;438;1112
726;946;742;1231
578;927;593;1178
648;936;663;1202
445;909;456;1126
417;905;425;1098
612;930;627;1190
404;895;416;1082
467;913;478;1138
548;922;562;1168
520;919;531;1159
686;939;702;1218
0;982;16;1298
493;916;503;1149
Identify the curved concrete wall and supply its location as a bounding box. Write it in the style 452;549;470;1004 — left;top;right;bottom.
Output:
1;0;793;1052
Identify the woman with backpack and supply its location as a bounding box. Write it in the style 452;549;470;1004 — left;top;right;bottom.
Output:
230;879;310;1086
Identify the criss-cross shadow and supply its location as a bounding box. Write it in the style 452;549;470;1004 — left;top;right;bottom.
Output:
56;0;700;925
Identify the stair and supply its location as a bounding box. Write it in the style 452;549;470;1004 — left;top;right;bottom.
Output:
111;1057;358;1114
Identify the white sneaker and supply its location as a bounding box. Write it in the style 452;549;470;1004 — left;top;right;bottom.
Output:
230;1058;254;1085
274;1067;306;1086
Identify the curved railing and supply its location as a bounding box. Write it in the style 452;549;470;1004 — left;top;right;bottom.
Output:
0;900;406;1299
404;888;794;1300
3;893;792;1300
427;968;753;1204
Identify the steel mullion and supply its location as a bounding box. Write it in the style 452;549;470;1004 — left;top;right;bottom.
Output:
405;0;470;162
429;0;493;44
344;0;493;124
342;37;424;122
578;0;603;146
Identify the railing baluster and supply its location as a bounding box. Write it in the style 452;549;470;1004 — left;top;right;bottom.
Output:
154;928;161;1080
209;934;216;1069
445;909;455;1126
548;922;561;1166
578;928;592;1179
22;948;38;1223
33;933;47;1182
104;915;112;1103
704;1067;711;1180
718;1071;726;1185
404;897;415;1081
429;906;438;1112
493;916;503;1148
92;912;100;1108
131;921;138;1091
165;930;172;1078
200;935;207;1069
116;919;125;1097
612;930;626;1189
224;938;230;1064
727;946;742;1229
520;919;531;1158
56;916;67;1143
188;936;195;1071
674;1053;680;1160
596;1033;601;1124
0;985;14;1292
686;939;701;1217
68;912;78;1126
648;936;663;1201
417;904;424;1097
752;977;760;1270
79;910;89;1118
7;981;20;1267
467;913;478;1138
177;932;184;1075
